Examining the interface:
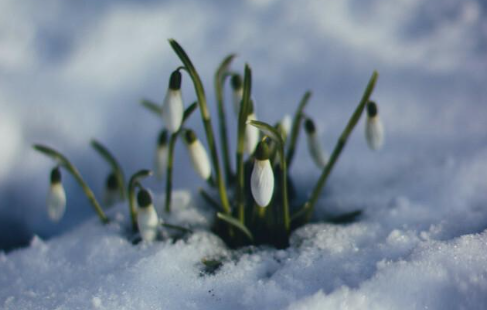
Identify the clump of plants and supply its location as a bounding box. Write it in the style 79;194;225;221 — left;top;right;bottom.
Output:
35;39;384;249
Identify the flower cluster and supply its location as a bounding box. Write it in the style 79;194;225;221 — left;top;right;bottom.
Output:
34;39;382;248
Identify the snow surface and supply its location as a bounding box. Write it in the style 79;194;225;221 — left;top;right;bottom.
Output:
2;0;487;309
2;189;487;309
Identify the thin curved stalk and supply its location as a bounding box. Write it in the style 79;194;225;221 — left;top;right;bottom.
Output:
286;91;311;167
169;39;231;215
215;54;236;184
302;71;379;221
128;169;152;231
33;144;109;224
91;140;126;200
236;64;252;224
247;120;290;233
164;102;198;213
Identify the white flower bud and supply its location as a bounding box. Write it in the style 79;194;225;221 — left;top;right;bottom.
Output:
245;113;260;155
154;130;169;179
47;167;66;222
231;74;243;117
280;114;292;141
251;142;274;207
162;71;184;133
365;101;384;151
304;119;328;168
103;173;120;208
184;130;212;180
136;189;159;242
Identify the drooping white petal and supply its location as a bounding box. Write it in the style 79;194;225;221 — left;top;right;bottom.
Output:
154;145;168;179
307;132;329;168
233;88;243;117
188;140;212;180
162;89;184;133
251;159;274;207
365;116;384;150
137;205;159;242
47;183;66;222
245;113;260;155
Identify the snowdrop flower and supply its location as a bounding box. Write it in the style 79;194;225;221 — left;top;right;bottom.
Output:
245;101;260;155
183;129;212;181
103;172;120;208
154;130;169;179
251;141;274;207
304;118;329;168
365;101;384;150
279;114;292;141
231;74;243;117
47;167;66;222
136;188;159;242
162;70;184;133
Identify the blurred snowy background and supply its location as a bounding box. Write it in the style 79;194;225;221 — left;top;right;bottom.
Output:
1;0;487;254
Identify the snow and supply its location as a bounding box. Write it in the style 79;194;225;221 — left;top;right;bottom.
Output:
2;192;487;309
2;0;487;309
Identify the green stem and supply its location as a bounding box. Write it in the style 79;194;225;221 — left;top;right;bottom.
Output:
169;39;231;215
165;133;177;213
303;71;378;221
128;169;152;231
164;102;197;213
33;144;109;224
278;143;291;233
91;140;126;200
215;54;236;184
236;65;252;224
286;91;311;168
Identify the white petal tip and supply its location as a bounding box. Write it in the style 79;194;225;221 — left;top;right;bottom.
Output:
47;183;66;222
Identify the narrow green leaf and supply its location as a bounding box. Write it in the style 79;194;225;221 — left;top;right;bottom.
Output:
183;101;198;122
216;212;254;241
215;54;237;183
33;144;66;164
169;38;231;215
140;99;162;115
236;64;252;224
286;91;312;167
